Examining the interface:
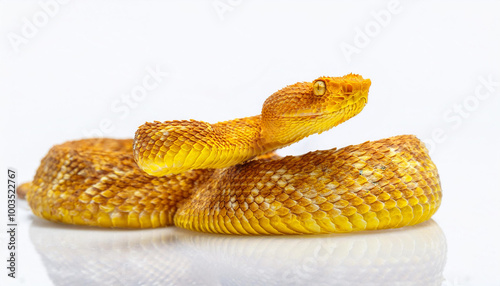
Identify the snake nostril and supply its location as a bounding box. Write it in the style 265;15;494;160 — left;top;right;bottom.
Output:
345;84;353;94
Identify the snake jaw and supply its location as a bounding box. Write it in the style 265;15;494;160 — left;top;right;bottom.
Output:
325;91;369;128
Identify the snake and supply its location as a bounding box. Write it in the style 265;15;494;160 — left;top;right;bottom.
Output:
20;74;442;235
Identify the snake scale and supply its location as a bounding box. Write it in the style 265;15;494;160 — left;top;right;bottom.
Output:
21;74;442;235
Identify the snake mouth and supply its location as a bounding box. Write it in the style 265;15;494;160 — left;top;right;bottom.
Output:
278;93;368;120
312;96;367;128
336;96;367;119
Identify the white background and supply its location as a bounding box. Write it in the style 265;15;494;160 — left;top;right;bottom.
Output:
1;0;499;285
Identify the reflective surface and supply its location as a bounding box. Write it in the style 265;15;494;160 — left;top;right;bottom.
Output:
27;215;446;286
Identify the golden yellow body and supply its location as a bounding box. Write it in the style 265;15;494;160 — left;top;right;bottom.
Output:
21;74;442;235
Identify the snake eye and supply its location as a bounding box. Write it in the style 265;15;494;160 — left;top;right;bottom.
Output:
313;80;326;96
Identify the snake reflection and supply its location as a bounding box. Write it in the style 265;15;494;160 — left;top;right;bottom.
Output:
29;218;446;286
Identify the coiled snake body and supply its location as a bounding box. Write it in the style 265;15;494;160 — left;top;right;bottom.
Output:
22;74;442;235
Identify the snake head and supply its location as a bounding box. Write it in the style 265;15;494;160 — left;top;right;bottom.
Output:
261;73;371;145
